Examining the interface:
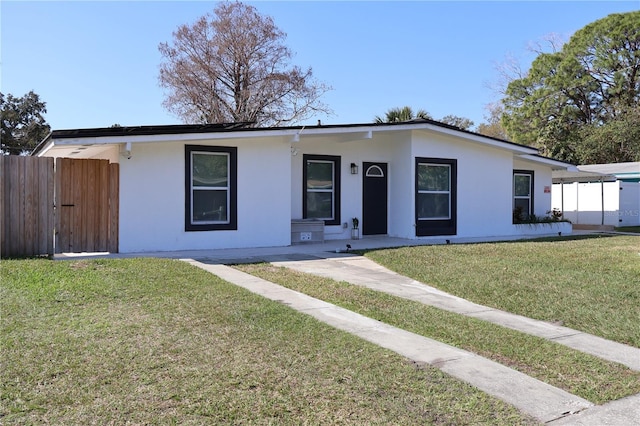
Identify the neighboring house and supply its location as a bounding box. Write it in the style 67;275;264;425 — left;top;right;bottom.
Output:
552;162;640;228
33;119;573;253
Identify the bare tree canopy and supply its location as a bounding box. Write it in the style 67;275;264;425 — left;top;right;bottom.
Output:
158;2;332;127
476;103;509;140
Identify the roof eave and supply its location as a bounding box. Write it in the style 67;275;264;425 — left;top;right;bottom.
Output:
30;132;54;156
34;120;543;157
518;154;576;171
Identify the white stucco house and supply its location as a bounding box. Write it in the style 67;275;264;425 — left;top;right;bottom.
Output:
552;162;640;227
33;119;574;253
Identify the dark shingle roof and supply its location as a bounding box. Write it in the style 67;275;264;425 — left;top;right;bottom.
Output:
34;118;537;155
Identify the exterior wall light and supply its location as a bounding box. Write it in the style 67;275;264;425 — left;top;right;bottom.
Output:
350;163;358;174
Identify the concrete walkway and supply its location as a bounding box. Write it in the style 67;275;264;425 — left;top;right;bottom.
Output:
550;393;640;426
185;260;593;424
268;254;640;372
183;251;640;425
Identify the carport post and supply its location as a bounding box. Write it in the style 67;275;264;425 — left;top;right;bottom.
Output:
561;180;564;219
601;178;605;226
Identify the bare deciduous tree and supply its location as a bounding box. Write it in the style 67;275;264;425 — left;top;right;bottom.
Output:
526;32;566;55
486;33;567;96
476;102;509;140
158;2;331;126
478;33;567;143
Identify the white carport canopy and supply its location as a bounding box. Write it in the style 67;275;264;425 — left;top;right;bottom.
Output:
552;169;616;184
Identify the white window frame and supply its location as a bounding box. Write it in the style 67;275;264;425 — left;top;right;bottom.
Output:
185;145;237;232
303;154;341;226
513;172;533;219
306;159;335;221
417;163;451;220
190;151;230;225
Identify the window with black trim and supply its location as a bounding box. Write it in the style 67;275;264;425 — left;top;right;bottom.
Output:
185;145;237;231
415;157;457;236
303;154;341;225
513;170;534;223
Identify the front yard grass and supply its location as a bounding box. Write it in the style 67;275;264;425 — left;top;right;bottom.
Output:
1;258;535;425
237;263;640;404
615;226;640;233
364;235;640;348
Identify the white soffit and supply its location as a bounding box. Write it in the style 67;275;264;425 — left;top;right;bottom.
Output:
37;144;114;159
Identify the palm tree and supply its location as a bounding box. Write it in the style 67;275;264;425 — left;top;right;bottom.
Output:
374;106;432;123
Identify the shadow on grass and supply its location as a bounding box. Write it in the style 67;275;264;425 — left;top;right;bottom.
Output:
0;254;52;261
355;233;621;256
615;226;640;233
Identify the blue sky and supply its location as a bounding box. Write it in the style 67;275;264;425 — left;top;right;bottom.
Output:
2;1;638;130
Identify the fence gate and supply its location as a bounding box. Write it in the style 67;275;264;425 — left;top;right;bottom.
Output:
55;158;119;254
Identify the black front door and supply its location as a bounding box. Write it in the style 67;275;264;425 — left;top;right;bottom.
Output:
362;162;388;235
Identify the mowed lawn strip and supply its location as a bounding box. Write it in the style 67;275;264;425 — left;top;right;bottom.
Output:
1;258;536;425
236;263;640;404
364;235;640;348
615;226;640;233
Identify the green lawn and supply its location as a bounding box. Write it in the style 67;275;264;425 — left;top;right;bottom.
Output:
1;258;535;425
364;235;640;348
237;262;640;404
615;226;640;233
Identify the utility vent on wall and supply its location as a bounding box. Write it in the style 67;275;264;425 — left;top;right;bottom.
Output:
300;232;312;241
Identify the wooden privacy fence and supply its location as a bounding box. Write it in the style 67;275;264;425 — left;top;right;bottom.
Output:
1;156;55;257
1;156;119;258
